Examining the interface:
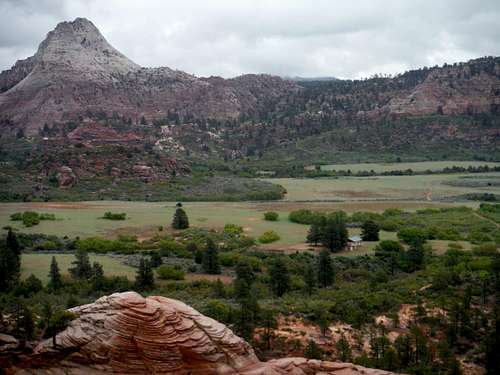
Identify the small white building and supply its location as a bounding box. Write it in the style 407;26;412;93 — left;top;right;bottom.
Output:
347;235;363;251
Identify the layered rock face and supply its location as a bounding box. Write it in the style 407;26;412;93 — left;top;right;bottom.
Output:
0;18;297;135
5;292;397;375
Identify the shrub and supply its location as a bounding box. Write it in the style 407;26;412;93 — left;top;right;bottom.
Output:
258;230;281;244
223;223;244;235
39;213;56;220
11;211;55;227
102;212;127;220
472;243;498;256
264;211;279;221
289;209;323;224
397;227;428;245
156;265;185;280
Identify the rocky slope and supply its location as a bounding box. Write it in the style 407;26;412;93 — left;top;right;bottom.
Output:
0;18;297;136
2;292;397;375
0;17;498;167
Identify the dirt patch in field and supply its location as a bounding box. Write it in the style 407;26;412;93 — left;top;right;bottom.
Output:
260;242;316;254
327;190;387;199
185;273;234;284
107;225;169;240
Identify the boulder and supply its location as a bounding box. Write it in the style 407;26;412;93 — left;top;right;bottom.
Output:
56;166;77;188
5;292;399;375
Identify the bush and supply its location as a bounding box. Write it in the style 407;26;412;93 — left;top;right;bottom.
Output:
258;230;281;244
289;209;323;224
472;243;498;256
223;223;244;235
75;236;135;254
397;227;428;245
10;211;56;227
156;265;185;280
102;212;127;220
264;211;279;221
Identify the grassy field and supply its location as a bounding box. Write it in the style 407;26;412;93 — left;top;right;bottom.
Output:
0;199;485;247
317;161;500;173
264;173;500;201
21;253;136;283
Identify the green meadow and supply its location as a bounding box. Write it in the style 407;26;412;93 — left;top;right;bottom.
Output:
317;160;500;173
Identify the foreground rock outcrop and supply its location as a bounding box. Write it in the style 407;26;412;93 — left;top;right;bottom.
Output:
5;292;397;375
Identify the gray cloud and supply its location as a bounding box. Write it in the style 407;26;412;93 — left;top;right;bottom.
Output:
0;0;499;78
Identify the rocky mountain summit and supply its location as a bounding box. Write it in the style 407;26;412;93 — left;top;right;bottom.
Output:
2;292;397;375
0;18;297;135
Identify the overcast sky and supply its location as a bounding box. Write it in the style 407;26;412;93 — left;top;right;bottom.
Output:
1;0;499;79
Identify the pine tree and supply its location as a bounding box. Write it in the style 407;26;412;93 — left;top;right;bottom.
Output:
213;278;226;298
304;340;323;359
69;248;92;280
361;220;380;241
6;228;21;256
269;257;290;297
304;261;316;295
234;261;255;301
260;308;277;350
336;333;353;362
135;258;155;290
14;304;35;343
172;208;189;229
91;262;105;291
234;284;260;341
406;240;425;272
0;240;20;292
320;214;348;252
46;310;76;348
48;256;62;291
150;251;163;268
317;249;334;288
306;223;322;246
202;239;221;274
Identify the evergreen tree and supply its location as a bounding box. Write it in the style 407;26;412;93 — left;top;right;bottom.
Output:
172;208;189;229
19;274;43;296
306;223;322;246
69;248;92;280
202;239;221;274
46;310;76;348
234;261;255;301
260;308;277;350
304;261;316;295
194;248;203;264
268;257;291;297
213;278;226;298
484;307;500;375
150;251;163;268
317;249;334;288
14;304;35;343
336;333;353;362
6;228;21;256
304;340;323;359
47;256;62;291
406;240;425;272
361;220;380;241
235;284;260;341
135;258;155;290
0;240;20;292
91;262;105;291
317;311;332;336
320;214;348;252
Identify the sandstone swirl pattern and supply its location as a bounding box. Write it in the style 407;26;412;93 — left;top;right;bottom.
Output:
11;292;397;375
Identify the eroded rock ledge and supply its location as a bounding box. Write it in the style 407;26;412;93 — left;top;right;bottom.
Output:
6;292;397;374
